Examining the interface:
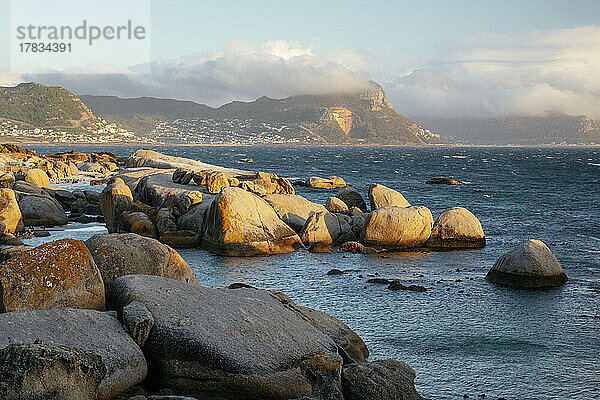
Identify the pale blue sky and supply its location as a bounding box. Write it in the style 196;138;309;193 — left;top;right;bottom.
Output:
147;0;600;73
1;0;600;118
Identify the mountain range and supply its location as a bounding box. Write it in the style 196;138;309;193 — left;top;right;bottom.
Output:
1;82;599;145
415;113;600;145
80;82;444;145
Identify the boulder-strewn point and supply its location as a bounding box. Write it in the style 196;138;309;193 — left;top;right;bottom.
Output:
90;149;487;258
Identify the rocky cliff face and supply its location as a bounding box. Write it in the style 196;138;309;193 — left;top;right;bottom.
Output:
322;106;354;134
359;82;393;111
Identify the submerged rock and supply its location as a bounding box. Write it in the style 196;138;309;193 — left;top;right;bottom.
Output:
342;359;425;400
85;233;199;290
361;206;433;249
368;184;411;209
425;177;463;185
0;308;148;400
387;280;427;292
426;207;485;249
339;241;377;254
486;239;568;289
202;187;302;256
108;275;339;400
0;239;105;312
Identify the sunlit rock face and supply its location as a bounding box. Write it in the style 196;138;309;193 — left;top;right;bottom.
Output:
359;82;393;111
327;106;354;134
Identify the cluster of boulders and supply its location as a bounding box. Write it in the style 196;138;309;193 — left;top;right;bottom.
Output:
107;150;571;291
47;150;120;178
101;150;486;258
0;168;106;236
0;233;426;400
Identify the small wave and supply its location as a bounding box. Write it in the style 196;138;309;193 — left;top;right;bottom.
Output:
581;248;600;253
452;155;467;158
589;163;600;167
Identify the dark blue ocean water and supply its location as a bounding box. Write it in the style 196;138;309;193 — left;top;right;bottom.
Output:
28;145;600;400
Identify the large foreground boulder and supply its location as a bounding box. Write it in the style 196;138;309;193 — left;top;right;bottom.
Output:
100;178;134;233
293;305;369;364
361;206;433;249
0;188;23;233
0;239;105;312
426;207;485;249
0;308;147;400
486;239;568;289
368;184;411;210
202;187;302;256
85;233;199;290
24;168;50;188
17;193;68;227
108;275;340;399
0;342;104;400
342;360;425;400
264;194;328;233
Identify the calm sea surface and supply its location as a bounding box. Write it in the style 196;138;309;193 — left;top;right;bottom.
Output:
28;145;600;400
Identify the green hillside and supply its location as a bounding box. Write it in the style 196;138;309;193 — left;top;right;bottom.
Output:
0;83;99;132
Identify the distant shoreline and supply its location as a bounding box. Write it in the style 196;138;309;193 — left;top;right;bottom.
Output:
7;141;600;149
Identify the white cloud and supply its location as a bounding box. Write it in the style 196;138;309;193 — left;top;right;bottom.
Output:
386;26;600;119
0;71;23;87
8;28;600;120
19;40;370;106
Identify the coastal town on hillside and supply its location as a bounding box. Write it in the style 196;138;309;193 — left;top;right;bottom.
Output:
0;119;150;144
152;118;321;144
1;116;443;145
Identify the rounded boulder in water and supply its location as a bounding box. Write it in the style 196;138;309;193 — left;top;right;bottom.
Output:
486;239;568;289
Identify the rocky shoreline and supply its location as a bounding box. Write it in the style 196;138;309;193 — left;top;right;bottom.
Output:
0;145;569;399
